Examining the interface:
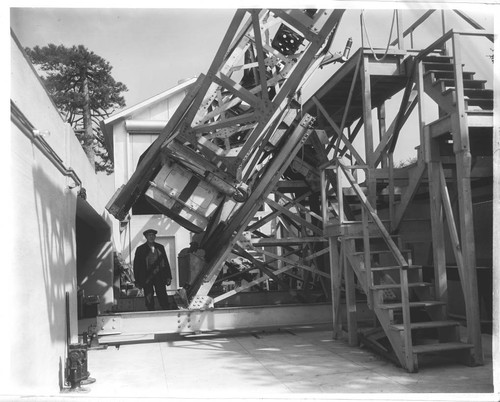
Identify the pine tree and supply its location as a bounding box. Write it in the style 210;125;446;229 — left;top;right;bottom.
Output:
25;44;128;173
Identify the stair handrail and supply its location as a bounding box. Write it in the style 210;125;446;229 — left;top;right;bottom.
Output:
453;10;494;42
336;159;415;371
390;27;492;159
388;9;493;49
389;10;436;48
336;161;408;269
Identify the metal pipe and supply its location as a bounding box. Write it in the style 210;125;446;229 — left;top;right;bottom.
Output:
11;100;82;188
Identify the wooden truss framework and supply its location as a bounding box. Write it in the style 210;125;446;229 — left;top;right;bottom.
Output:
108;9;345;221
105;8;493;373
107;8;345;305
317;11;492;371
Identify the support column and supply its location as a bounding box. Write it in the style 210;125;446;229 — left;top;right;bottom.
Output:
344;249;358;346
361;55;376;207
427;140;448;307
451;34;483;364
329;237;343;339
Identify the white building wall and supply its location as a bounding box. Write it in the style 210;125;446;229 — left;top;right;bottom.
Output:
109;89;194;285
9;33;114;395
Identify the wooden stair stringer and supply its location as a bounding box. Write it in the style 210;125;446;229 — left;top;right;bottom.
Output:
342;237;407;366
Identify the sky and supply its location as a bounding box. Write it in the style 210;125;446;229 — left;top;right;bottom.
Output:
10;4;495;108
9;3;497;164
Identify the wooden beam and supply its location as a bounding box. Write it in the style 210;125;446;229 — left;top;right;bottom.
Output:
330;237;343;338
335;53;363;157
213;72;263;108
233;243;291;291
392;160;426;230
254;249;331;278
105;75;204;221
439;165;468;295
361;55;376;206
192;111;257;133
246;192;311;232
269;9;317;42
192;114;315;298
275;190;323;222
250;10;270;101
374;93;417;167
451;35;483;364
237;10;344;165
338;162;408;269
184;9;248;126
213;263;299;304
251;237;327;246
344;248;358;346
265;198;323;236
390;10;435;47
312;96;365;165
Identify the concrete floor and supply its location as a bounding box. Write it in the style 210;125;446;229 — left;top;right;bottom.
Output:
51;323;495;401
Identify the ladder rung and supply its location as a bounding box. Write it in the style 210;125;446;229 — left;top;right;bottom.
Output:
390;320;460;331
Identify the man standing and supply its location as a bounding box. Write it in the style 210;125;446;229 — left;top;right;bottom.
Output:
133;229;172;311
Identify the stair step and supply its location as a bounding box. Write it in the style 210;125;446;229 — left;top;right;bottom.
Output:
443;87;493;99
353;249;411;257
368;264;421;272
371;282;431;291
466;98;494;110
390;320;460;331
425;70;475;80
422;55;453;63
344;234;400;240
378;300;446;310
434;78;486;90
412;342;473;354
423;61;455;71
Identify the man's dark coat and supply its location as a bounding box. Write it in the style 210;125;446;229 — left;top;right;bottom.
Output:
133;242;172;288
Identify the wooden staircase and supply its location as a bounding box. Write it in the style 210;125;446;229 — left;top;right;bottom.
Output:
422;55;493;113
331;49;492;372
342;232;473;372
335;160;474;372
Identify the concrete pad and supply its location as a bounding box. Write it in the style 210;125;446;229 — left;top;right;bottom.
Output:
81;324;495;399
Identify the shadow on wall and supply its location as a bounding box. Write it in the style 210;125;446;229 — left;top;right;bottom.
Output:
76;219;113;312
31;165;75;346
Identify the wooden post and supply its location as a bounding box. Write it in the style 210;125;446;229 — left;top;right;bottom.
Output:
344;249;358;346
493;48;500;387
417;57;448;307
427;145;448;307
378;104;387;168
330;237;343;338
361;55;376;207
396;10;404;51
388;153;395;232
451;34;483;364
362;207;373;309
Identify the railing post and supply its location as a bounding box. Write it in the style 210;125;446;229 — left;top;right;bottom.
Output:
400;266;415;372
388;153;395;232
361;206;373;309
330;236;343;339
396;10;405;50
441;10;448;54
336;164;345;224
320;168;328;224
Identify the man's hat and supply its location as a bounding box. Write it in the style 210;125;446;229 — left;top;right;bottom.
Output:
143;229;158;236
